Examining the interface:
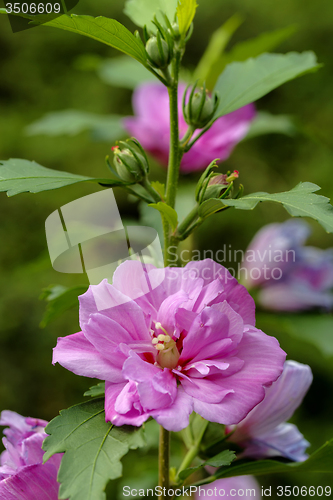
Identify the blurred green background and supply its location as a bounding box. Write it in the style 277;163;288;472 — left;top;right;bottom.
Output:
0;0;333;497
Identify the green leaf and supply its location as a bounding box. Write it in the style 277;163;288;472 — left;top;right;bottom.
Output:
84;383;106;398
214;52;320;117
26;110;126;140
198;198;227;219
244;111;297;140
177;0;198;36
40;284;88;328
43;399;145;500
0;159;93;196
223;182;333;233
214;438;333;479
207;25;296;88
257;313;333;359
179;450;236;481
149;202;178;231
193;15;243;84
151;181;165;199
97;56;154;89
0;159;131;196
0;11;147;64
124;0;178;30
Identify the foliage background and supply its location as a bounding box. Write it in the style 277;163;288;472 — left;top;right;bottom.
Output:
0;0;333;496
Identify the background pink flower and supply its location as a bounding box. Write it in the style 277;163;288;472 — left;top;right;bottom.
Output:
226;360;312;461
195;476;261;499
243;219;333;311
123;83;256;173
0;410;63;500
53;259;285;432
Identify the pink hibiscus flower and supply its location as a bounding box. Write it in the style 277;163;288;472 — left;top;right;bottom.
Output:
53;259;286;431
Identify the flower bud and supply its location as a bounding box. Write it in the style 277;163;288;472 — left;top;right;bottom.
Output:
184;85;219;129
168;23;180;40
201;171;239;202
112;145;148;183
146;35;171;69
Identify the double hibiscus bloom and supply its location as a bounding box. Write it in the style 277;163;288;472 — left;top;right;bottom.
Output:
53;259;286;432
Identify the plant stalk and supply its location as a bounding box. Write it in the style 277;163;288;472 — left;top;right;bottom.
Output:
159;426;170;499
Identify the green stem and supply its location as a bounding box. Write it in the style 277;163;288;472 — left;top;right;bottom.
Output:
141;177;161;203
175;419;209;484
165;52;182;211
176;204;199;238
162;51;184;267
159;426;170;499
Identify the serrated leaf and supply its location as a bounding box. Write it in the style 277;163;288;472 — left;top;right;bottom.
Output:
0;11;147;64
149;202;178;231
0;159;127;196
40;284;88;327
26;110;125;140
124;0;178;30
214;438;333;479
177;0;198;36
193;14;243;83
43;399;145;500
207;25;296;88
97;56;154;89
223;182;333;233
179;450;236;481
214;52;320;117
84;383;106;398
244;111;297;140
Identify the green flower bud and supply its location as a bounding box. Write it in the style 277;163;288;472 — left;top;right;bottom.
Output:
184;85;219;129
112;146;148;183
201;171;239;201
146;35;171;69
168;23;180;40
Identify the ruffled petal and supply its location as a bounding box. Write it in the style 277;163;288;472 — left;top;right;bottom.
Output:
53;332;124;382
150;387;194;432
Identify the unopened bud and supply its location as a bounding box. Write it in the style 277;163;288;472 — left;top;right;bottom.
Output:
146;35;171;69
201;171;240;202
112;146;148;183
168;23;180;40
184;85;219;129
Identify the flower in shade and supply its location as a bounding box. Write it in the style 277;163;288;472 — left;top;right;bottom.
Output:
242;219;333;311
0;410;62;500
53;259;286;432
123;83;256;173
195;476;261;499
226;360;312;461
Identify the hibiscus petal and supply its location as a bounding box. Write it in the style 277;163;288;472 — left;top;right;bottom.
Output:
193;327;286;425
150;388;194;432
21;434;45;467
0;463;60;500
85;313;153;358
231;360;312;439
105;381;149;427
242;422;310;461
138;369;177;411
53;332;124;382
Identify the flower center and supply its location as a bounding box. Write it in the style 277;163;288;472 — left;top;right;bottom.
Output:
151;322;180;369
